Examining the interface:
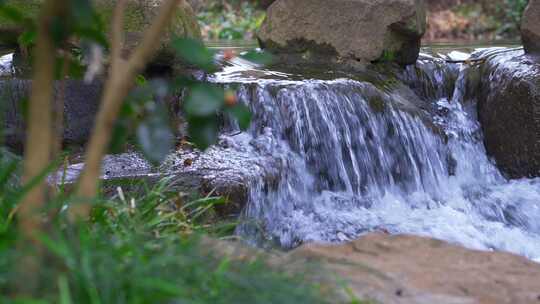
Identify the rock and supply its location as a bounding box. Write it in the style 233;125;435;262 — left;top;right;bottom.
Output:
186;0;203;13
56;132;284;216
94;0;201;60
257;0;427;67
0;0;201;68
522;0;540;55
1;79;103;150
287;233;540;304
258;0;276;9
477;50;540;178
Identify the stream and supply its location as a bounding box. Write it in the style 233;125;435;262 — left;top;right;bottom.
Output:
214;45;540;261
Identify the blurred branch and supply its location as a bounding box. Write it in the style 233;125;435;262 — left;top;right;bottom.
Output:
72;0;181;220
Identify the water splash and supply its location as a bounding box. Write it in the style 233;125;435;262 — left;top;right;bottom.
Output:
216;49;540;261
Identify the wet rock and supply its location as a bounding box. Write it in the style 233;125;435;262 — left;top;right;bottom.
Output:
478;50;540;178
257;0;427;67
287;233;540;304
522;0;540;56
1;79;103;150
58;133;284;216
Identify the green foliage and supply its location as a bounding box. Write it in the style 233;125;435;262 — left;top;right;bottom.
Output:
492;0;529;36
501;0;529;26
198;1;266;40
172;37;254;149
0;0;108;47
0;167;332;303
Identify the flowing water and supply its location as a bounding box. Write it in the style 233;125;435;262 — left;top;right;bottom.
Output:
214;47;540;261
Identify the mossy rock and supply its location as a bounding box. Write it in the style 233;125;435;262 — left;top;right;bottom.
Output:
94;0;201;44
0;0;201;66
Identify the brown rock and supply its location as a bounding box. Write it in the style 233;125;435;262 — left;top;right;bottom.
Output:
257;0;427;66
478;50;540;178
522;0;540;55
289;233;540;304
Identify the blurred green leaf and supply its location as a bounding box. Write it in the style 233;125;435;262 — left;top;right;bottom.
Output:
187;116;219;150
226;104;251;130
0;4;26;23
58;275;73;304
136;104;174;164
172;38;216;72
185;84;224;117
18;29;36;47
240;50;274;66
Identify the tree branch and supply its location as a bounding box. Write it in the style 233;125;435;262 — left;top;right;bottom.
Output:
72;0;181;220
111;0;127;71
17;0;69;295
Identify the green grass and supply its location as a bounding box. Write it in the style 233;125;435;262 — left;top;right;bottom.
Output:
0;150;334;304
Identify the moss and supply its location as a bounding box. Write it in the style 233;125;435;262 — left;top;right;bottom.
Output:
94;0;201;39
0;0;201;45
0;0;41;28
368;95;386;113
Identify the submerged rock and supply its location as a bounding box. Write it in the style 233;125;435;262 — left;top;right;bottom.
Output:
288;233;540;304
478;50;540;178
522;0;540;56
257;0;427;67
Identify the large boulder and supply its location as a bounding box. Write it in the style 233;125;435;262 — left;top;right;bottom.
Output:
94;0;201;49
522;0;540;55
478;50;540;178
288;233;540;304
209;233;540;304
0;0;201;66
257;0;427;66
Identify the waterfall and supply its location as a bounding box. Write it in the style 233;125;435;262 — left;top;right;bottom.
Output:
215;50;540;261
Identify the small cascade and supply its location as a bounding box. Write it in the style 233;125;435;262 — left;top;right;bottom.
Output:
215;50;540;261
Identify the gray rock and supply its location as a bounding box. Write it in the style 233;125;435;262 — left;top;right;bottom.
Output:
57;132;284;216
522;0;540;56
1;79;103;149
478;50;540;178
257;0;427;67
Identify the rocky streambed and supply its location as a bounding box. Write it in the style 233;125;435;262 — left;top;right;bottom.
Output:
29;46;540;304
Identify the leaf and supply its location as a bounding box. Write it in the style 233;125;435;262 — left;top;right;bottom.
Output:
187;116;219;150
172;38;216;72
58;275;73;304
226;104;251;130
184;84;224;117
17;30;36;47
240;50;274;66
136;105;174;164
0;4;25;23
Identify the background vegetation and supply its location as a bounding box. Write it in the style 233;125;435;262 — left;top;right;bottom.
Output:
195;0;530;42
